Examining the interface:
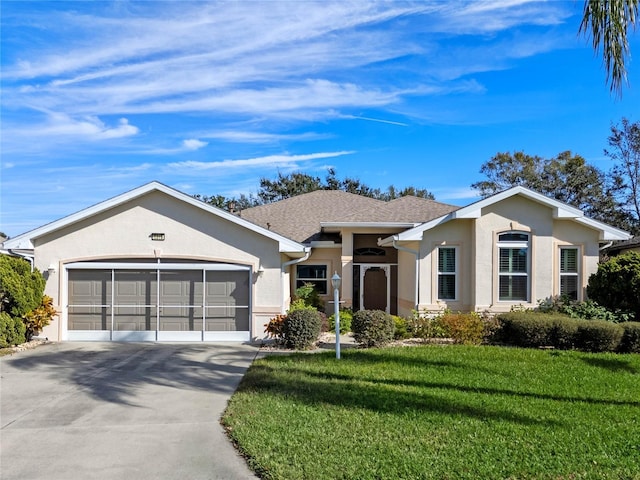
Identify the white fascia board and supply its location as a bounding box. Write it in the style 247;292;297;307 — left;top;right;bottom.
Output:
4;181;306;253
452;186;583;220
377;234;399;247
574;217;632;241
393;213;454;242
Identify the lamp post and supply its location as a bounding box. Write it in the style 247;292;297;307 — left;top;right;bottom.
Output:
331;272;341;359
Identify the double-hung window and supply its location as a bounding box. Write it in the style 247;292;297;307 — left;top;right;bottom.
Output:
295;265;328;294
437;247;457;300
559;247;580;300
498;232;529;301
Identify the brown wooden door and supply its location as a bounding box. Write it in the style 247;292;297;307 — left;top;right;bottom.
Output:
363;267;387;311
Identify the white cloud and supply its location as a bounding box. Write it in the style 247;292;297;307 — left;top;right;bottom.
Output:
167;151;355;173
182;139;208;150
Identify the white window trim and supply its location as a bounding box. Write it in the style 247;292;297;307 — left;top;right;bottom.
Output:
295;264;329;295
437;246;458;301
559;246;581;301
497;232;530;303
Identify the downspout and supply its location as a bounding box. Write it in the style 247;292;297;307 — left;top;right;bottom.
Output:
599;241;613;251
8;250;35;272
280;248;312;314
391;239;420;311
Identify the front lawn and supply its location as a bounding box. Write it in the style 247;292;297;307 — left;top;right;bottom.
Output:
222;346;640;479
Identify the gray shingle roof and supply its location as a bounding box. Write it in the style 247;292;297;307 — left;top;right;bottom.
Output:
239;190;458;243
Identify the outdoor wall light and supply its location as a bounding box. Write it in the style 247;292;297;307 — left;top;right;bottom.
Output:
150;233;165;241
48;264;57;274
258;265;265;277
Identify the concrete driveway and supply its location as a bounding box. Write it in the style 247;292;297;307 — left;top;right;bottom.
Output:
0;342;260;480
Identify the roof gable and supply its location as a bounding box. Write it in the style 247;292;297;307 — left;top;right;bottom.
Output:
386;186;632;243
4;181;307;254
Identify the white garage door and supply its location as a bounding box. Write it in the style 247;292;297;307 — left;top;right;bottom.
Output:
66;262;251;341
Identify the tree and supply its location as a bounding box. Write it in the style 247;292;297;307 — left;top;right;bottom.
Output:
606;118;640;233
197;169;436;210
587;251;640;321
580;0;639;96
471;150;630;228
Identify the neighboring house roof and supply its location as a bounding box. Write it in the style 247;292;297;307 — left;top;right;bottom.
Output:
3;181;308;255
380;186;632;244
605;236;640;254
239;190;459;243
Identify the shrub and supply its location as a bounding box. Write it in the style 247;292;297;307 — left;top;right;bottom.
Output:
23;294;56;340
0;311;26;348
497;312;556;348
574;320;624;353
407;311;447;339
351;309;395;347
283;309;322;350
328;308;353;334
0;255;45;318
293;283;324;311
550;317;579;350
437;312;485;345
618;322;640;353
587;251;640;321
264;314;287;343
392;315;411;340
537;296;632;323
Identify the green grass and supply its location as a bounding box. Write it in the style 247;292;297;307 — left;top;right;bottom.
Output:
222;346;640;480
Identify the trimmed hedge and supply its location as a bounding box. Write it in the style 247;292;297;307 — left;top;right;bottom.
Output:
496;311;631;353
283;309;322;350
618;322;640;353
352;309;395;347
575;320;623;353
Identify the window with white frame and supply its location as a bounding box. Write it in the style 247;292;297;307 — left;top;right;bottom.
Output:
437;247;457;300
498;232;529;301
296;265;328;294
559;247;580;301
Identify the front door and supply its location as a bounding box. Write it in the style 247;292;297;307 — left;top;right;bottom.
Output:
361;265;390;313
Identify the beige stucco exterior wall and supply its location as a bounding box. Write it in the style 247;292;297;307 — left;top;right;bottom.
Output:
33;191;287;341
395;243;419;318
291;247;342;309
416;195;604;315
418;219;473;313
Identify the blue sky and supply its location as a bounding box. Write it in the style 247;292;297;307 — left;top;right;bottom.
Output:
1;1;639;238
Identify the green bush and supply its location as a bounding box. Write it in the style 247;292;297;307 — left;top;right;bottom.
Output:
537;296;631;322
293;283;324;311
437;312;485;345
283;309;322;350
392;315;411;340
497;312;556;348
497;312;626;353
0;255;45;318
587;252;640;321
351;309;395;347
0;311;26;348
328;308;353;334
407;311;447;339
574;320;624;353
550;317;579;350
618;322;640;353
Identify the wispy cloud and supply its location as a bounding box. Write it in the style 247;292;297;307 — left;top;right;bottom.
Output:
167;151;355;173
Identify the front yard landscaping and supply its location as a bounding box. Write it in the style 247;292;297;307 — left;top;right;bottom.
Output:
222;345;640;480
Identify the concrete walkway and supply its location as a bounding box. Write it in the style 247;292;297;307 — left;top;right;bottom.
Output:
0;342;259;480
